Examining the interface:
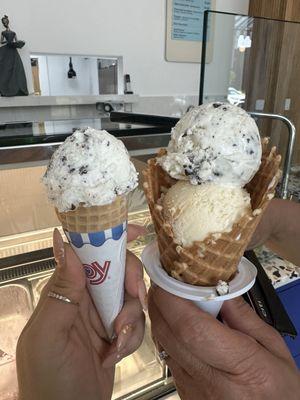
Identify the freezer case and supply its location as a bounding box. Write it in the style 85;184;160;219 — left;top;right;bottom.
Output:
0;159;174;400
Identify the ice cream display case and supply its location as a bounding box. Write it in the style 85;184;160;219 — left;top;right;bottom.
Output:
0;150;175;400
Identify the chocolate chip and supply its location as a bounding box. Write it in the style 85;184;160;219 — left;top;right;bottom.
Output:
107;141;110;146
184;168;193;176
81;144;86;148
69;168;75;173
247;138;250;143
213;171;221;176
79;165;88;175
213;103;221;108
249;150;254;155
71;204;76;210
182;132;187;137
273;271;281;278
61;156;66;163
233;143;237;147
222;107;227;111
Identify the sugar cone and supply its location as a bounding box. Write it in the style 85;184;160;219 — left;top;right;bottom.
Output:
143;138;281;286
56;196;128;338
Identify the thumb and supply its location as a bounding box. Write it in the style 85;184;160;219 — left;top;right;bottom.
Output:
35;229;86;335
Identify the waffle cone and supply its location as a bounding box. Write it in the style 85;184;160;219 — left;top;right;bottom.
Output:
56;196;128;233
143;138;281;286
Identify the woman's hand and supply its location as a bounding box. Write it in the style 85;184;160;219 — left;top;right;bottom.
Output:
17;225;146;400
248;199;300;266
247;199;276;250
149;286;300;400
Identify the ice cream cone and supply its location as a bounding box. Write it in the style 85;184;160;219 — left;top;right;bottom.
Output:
143;138;281;286
56;196;127;233
56;196;128;338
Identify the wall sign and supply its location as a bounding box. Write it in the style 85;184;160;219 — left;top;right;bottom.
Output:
166;0;215;63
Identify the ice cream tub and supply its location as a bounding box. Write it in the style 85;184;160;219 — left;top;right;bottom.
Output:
142;241;257;317
65;221;127;338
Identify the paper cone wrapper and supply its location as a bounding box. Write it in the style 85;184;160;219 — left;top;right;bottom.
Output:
142;241;257;317
56;196;128;338
143;138;281;286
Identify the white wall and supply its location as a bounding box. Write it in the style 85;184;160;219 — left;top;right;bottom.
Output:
3;0;249;97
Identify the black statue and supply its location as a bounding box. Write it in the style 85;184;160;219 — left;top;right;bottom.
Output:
0;15;28;96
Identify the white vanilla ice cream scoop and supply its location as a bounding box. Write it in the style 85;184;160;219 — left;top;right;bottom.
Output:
158;102;261;187
43;127;138;212
163;181;251;247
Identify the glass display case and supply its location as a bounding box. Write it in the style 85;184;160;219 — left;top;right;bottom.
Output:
199;11;300;172
0;153;175;400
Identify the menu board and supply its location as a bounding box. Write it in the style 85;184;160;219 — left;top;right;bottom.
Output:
166;0;215;62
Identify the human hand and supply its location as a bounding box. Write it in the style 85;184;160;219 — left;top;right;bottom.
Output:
247;199;276;250
17;225;146;400
149;287;300;400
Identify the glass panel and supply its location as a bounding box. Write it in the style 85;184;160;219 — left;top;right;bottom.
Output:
200;11;300;167
0;158;168;399
0;158;149;257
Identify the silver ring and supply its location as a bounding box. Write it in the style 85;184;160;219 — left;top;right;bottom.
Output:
48;291;79;306
158;350;169;361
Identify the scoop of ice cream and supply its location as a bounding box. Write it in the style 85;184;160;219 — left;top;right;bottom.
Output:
43;127;138;212
158;102;261;187
162;181;251;247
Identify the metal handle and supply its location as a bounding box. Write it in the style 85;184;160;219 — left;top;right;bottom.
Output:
249;112;296;199
0;111;295;199
110;111;295;198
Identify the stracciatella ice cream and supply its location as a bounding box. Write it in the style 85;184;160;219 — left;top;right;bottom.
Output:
43;127;138;212
158;102;261;187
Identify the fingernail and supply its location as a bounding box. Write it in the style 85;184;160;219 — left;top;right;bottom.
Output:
117;323;133;352
138;279;148;311
53;228;65;269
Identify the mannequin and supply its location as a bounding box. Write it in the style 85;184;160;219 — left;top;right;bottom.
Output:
0;15;28;96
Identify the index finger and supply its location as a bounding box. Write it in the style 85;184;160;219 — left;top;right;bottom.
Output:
150;286;260;373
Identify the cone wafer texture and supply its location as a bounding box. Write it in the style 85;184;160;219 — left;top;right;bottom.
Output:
56;196;127;233
143;139;281;286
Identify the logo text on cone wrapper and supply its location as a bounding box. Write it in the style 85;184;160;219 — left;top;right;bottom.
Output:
84;261;111;285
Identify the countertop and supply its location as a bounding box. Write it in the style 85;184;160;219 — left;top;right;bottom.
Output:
0;94;139;108
0;117;171;148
